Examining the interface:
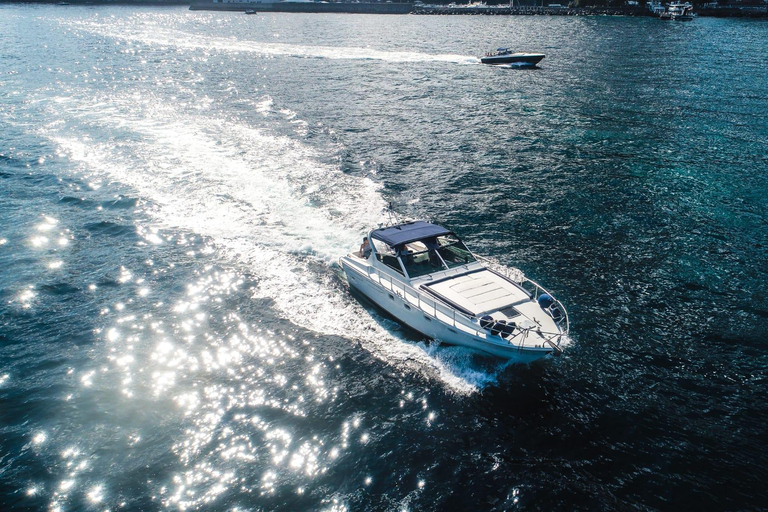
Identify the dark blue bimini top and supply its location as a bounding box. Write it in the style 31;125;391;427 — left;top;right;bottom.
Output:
370;221;452;247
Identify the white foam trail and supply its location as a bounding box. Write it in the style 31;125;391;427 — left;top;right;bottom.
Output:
71;20;477;65
45;93;489;394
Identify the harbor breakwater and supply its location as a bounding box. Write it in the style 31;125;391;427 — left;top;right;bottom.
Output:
189;1;413;13
19;0;766;16
188;2;641;15
188;2;766;17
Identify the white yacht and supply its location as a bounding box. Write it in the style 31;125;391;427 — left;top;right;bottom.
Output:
659;2;695;20
339;220;569;362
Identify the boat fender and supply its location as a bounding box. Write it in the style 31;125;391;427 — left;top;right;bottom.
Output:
501;321;516;336
538;293;554;309
480;315;494;330
491;320;507;337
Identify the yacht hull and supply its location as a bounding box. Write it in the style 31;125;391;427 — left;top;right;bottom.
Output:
340;258;555;362
480;53;545;67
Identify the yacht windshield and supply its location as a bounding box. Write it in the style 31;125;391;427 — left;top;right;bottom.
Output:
370;231;476;279
436;234;475;269
399;241;442;278
397;235;476;277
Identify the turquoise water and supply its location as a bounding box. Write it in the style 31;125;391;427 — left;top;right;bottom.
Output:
1;6;767;510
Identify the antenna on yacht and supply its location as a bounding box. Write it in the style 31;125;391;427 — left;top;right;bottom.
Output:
382;202;401;227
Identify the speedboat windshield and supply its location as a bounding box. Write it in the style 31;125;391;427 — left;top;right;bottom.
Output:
434;234;476;269
372;228;477;279
369;222;477;278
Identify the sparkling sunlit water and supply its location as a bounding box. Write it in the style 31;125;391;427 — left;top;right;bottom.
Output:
1;6;767;511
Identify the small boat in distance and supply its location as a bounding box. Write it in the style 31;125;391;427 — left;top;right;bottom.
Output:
481;49;545;67
244;8;258;14
339;219;569;362
659;2;695;20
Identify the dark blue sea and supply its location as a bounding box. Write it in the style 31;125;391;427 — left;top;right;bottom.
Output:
1;5;767;510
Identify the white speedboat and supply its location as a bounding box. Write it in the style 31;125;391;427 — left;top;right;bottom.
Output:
481;49;545;67
659;2;695;20
339;220;569;362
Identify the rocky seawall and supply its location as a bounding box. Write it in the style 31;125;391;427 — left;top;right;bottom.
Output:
189;1;414;13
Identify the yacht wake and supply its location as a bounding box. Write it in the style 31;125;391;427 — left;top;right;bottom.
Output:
41;91;503;394
71;20;477;65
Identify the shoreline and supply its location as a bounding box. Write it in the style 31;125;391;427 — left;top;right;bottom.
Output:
5;0;767;17
188;0;413;13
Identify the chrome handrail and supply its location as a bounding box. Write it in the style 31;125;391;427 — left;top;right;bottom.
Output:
474;255;570;336
368;265;482;337
364;263;567;346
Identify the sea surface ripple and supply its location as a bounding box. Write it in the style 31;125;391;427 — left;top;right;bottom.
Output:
1;6;767;511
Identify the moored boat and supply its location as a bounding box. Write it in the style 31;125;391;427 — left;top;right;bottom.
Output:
659;2;695;20
339;220;569;362
480;48;545;67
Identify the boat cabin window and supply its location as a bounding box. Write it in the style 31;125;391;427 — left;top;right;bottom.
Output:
372;238;404;275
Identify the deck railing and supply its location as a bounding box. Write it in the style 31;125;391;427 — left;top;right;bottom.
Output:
367;265;482;338
364;260;568;349
475;255;570;337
